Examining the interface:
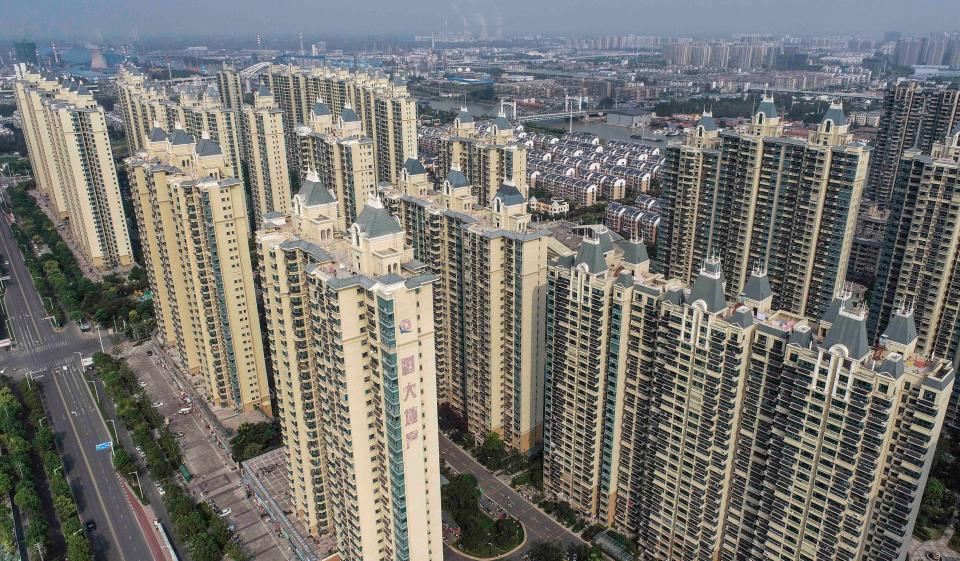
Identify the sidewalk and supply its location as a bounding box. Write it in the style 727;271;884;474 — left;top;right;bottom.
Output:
118;476;168;561
29;190;104;283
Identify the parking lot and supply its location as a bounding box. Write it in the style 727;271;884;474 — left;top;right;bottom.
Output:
124;341;299;561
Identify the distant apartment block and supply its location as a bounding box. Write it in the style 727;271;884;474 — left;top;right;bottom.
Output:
657;99;868;319
13;65;134;270
265;64;417;184
867;80;960;205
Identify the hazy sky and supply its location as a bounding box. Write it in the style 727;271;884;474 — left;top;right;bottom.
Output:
3;0;959;42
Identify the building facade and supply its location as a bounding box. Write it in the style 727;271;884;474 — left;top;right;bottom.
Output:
384;164;549;451
127;126;270;414
544;229;954;561
257;194;443;561
242;84;291;227
871;125;960;422
657;100;868;319
297;100;377;231
867;81;960;206
433;109;528;207
265;64;417;184
13;65;133;270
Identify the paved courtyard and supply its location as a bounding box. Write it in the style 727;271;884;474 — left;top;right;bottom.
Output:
243;448;338;560
124;341;298;561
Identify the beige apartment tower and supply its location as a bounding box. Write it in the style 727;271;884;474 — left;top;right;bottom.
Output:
242;84;292;226
13;65;134;270
544;234;953;561
257;193;443;561
116;66;245;180
383;163;549;451
435;108;528;207
127;126;270;414
265;64;417;183
657;99;869;319
297;100;376;230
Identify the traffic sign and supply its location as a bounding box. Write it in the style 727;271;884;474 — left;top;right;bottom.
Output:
95;441;112;451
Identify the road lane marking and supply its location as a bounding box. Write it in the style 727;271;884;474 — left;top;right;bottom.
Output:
0;223;42;341
52;369;129;561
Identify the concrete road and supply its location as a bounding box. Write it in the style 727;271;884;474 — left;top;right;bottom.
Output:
0;208;156;561
439;434;584;560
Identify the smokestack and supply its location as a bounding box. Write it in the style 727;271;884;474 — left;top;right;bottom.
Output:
299;33;305;55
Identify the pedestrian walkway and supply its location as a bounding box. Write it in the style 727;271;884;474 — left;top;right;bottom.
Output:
29;191;104;282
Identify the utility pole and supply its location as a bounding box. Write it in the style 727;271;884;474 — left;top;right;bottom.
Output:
33;542;45;561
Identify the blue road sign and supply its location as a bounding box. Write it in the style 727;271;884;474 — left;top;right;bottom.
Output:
95;441;112;451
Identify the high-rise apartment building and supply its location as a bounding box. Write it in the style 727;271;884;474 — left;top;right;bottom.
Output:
543;225;661;523
257;194;443;561
543;230;954;561
242;84;291;227
383;163;549;451
13;40;38;65
216;62;244;110
433;109;528;207
657;99;868;319
871;125;960;419
127;126;270;414
13;65;134;270
265;64;417;183
116;66;245;180
867;80;960;205
256;174;341;536
297;99;376;230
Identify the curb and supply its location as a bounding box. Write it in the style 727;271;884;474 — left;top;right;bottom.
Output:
447;521;528;561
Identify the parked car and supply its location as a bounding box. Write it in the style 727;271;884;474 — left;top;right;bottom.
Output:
85;520;96;532
152;401;163;407
154;482;166;496
218;508;232;518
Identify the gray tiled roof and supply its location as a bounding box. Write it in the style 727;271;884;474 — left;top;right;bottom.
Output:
312;100;331;116
741;269;772;302
403;158;426;175
756;97;778;118
298;177;336;206
341;107;360;122
355;203;403;238
617;239;649;265
729;307;754;328
822;102;847;125
494;183;526;206
697;112;718;132
688;258;726;313
574;239;609;274
148;127;168;142
257;83;271;96
882;308;918;346
492;116;512;130
456;109;474;123
195;138;222;157
823;307;870;359
170;129;195;145
446;169;470;188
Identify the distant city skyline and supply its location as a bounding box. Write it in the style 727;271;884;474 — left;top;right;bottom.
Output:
3;0;959;43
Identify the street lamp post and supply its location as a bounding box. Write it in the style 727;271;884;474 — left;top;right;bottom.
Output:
128;471;142;495
107;419;117;458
